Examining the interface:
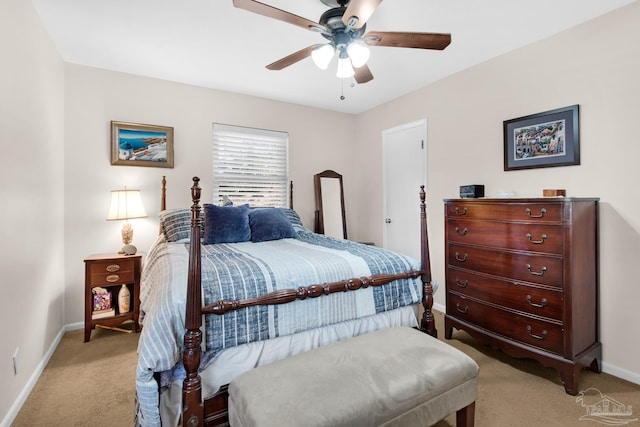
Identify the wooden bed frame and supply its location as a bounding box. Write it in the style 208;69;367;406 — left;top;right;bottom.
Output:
162;176;436;427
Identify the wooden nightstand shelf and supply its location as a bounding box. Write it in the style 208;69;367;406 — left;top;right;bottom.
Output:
84;253;142;342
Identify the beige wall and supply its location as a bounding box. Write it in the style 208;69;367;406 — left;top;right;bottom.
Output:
353;2;640;380
0;0;65;422
63;64;357;328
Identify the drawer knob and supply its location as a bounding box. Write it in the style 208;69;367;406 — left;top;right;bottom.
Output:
525;207;547;218
106;264;121;272
527;325;548;340
106;274;120;283
455;227;468;236
455;207;467;216
456;303;469;314
455;278;469;288
526;295;548;308
526;264;547;276
455;252;468;262
526;233;547;244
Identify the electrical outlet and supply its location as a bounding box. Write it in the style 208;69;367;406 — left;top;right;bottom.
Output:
13;348;19;375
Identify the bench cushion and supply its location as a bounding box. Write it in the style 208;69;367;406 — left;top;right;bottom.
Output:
229;326;479;427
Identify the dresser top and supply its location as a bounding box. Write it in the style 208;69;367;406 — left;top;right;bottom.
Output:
444;197;599;203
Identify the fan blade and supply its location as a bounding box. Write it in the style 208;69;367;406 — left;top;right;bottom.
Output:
266;45;316;70
233;0;325;32
354;64;374;84
364;31;451;50
342;0;382;29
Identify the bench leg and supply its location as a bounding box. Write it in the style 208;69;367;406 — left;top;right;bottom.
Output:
456;401;475;427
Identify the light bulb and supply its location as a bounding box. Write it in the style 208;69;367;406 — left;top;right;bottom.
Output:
336;57;355;78
347;40;370;68
311;44;335;70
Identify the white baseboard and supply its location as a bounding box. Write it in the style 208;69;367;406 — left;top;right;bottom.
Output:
602;361;640;386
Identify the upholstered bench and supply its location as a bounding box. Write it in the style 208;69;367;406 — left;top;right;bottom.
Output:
228;326;479;427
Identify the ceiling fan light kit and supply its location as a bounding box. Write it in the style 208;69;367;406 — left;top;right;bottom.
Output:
311;44;336;70
233;0;451;83
336;56;355;78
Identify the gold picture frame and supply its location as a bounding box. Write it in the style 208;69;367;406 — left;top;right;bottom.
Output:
111;121;174;168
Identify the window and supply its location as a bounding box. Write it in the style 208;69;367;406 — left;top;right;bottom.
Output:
213;123;289;207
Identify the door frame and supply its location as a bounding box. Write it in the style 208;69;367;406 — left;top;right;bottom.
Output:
381;119;427;251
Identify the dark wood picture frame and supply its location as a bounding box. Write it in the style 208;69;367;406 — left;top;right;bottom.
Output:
111;121;174;168
503;105;579;171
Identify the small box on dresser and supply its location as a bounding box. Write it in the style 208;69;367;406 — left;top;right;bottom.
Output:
444;197;601;395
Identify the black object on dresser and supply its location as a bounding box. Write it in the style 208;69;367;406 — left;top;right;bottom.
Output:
444;197;601;395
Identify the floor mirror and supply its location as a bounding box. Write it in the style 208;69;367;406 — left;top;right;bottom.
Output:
314;170;347;239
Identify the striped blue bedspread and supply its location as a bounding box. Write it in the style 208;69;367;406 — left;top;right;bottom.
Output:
135;232;422;426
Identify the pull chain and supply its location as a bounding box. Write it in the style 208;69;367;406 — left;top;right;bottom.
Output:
340;78;345;100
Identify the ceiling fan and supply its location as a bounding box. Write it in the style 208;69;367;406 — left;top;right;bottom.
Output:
233;0;451;83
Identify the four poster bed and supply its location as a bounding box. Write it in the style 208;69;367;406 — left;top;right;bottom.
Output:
135;177;437;427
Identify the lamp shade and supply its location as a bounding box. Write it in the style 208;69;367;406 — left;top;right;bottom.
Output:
106;189;147;221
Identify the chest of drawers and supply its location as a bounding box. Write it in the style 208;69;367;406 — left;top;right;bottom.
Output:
444;198;601;395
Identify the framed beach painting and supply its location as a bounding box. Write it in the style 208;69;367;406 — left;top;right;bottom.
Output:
111;121;174;168
503;105;580;171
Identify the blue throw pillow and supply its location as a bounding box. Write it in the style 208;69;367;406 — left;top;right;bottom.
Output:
203;204;251;244
249;208;297;242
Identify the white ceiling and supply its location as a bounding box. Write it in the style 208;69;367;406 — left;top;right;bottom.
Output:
32;0;636;114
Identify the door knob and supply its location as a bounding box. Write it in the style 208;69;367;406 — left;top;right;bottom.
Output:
385;218;392;224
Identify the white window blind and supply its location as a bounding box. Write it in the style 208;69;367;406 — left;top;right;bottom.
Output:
213;123;289;207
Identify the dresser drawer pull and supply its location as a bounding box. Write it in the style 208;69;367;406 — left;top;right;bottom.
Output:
106;264;121;272
525;207;547;218
526;233;547;244
526;264;547;276
106;274;120;283
455;227;468;236
455;252;468;262
456;303;469;314
527;325;547;340
455;278;469;288
527;295;547;308
455;207;467;216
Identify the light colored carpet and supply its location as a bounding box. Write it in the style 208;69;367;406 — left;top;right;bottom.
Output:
12;323;139;426
12;313;640;426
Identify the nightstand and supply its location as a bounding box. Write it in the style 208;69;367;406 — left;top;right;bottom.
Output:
84;253;142;342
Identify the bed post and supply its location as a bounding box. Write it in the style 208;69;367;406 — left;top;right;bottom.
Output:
289;180;294;209
419;185;437;338
159;176;167;235
183;177;204;427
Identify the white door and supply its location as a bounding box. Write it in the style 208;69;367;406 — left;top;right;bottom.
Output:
382;120;426;259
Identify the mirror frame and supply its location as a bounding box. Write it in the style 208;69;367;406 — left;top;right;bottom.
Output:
314;170;347;239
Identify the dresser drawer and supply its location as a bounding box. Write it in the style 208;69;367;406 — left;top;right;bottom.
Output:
446;201;562;223
88;258;136;286
446;268;563;320
447;243;563;287
447;220;563;254
447;292;563;354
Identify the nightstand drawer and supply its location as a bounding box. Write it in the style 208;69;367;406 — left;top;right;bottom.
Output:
89;270;135;286
87;259;135;275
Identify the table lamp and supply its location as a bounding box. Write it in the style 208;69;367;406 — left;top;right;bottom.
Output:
106;188;147;255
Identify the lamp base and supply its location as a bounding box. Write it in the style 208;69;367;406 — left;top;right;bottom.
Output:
120;244;137;255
